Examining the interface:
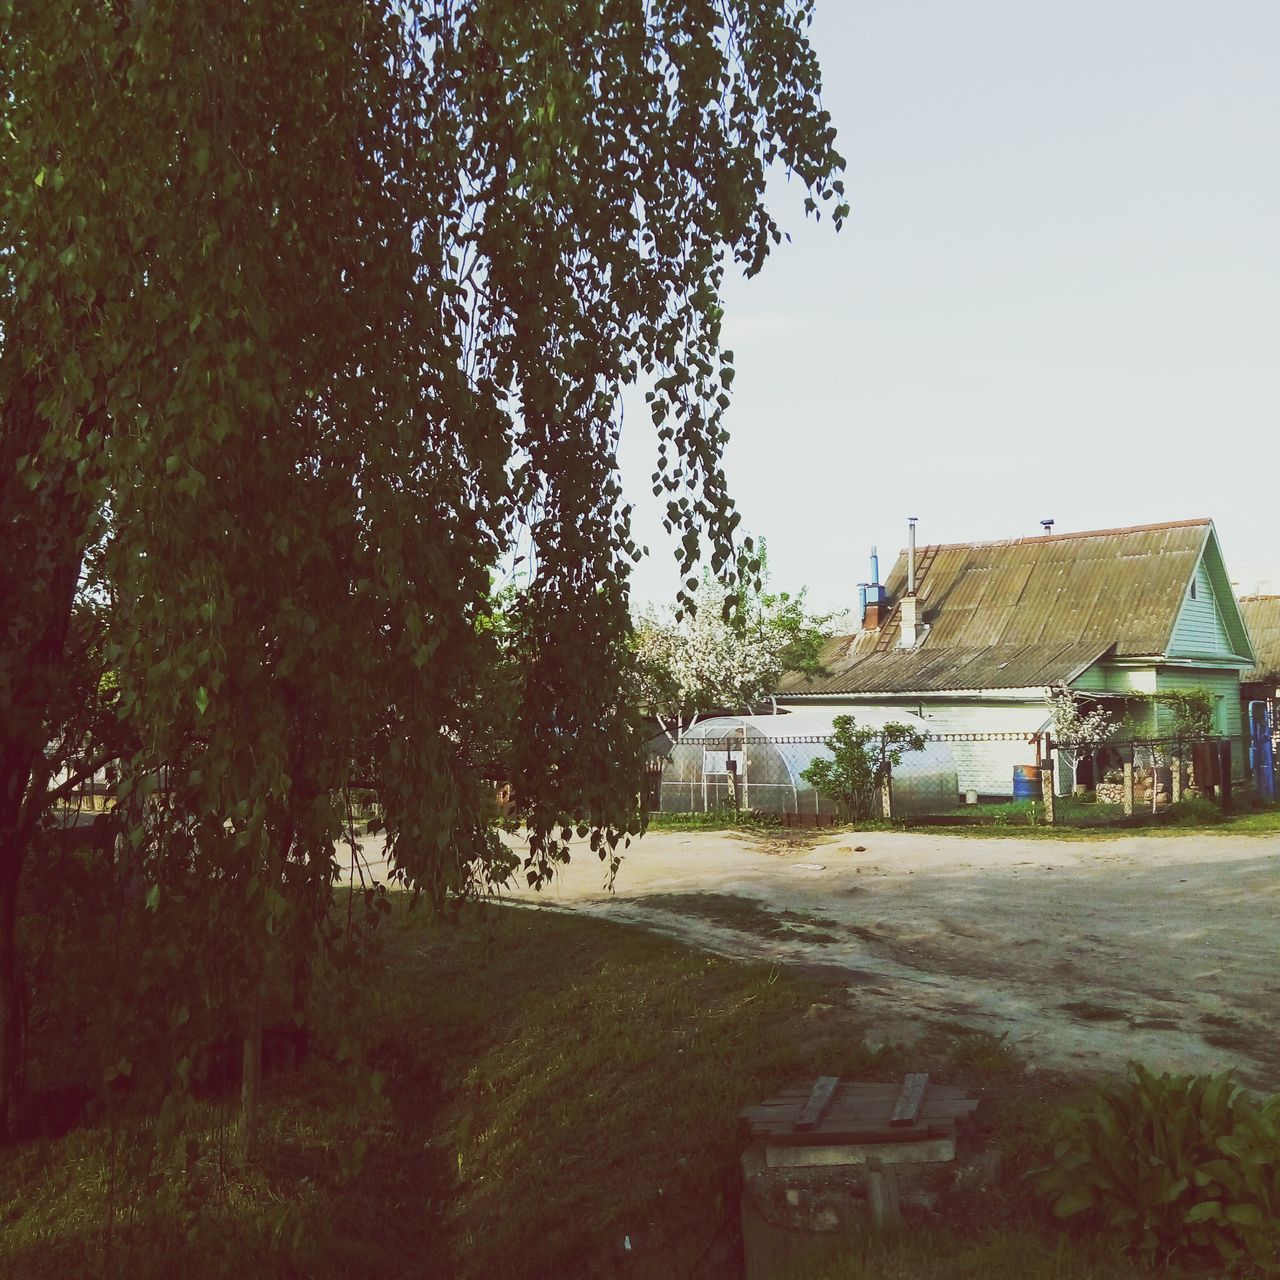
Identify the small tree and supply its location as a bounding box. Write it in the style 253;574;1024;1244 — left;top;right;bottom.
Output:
1044;687;1118;746
801;716;925;822
1045;687;1118;794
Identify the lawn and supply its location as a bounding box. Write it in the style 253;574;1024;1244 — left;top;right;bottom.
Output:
1;899;1197;1279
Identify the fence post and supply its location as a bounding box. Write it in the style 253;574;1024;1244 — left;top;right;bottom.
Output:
1122;760;1135;816
1039;764;1056;825
1219;739;1232;813
1170;752;1182;804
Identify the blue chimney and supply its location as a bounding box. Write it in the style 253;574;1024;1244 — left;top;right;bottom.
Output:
862;546;887;629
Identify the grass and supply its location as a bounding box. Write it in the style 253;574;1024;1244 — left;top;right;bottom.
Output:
930;802;1280;840
644;806;777;832
647;798;1280;840
0;900;1201;1279
760;1233;1175;1279
644;808;899;835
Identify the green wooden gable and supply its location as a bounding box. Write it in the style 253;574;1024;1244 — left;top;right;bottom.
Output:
1166;526;1254;664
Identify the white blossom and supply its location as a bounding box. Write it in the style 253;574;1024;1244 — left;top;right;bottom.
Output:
635;576;827;740
1044;686;1117;745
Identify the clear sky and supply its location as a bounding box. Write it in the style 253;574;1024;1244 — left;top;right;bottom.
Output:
618;0;1280;616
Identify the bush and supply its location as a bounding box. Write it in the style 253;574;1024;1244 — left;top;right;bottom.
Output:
1169;796;1225;826
800;715;925;822
1038;1063;1280;1273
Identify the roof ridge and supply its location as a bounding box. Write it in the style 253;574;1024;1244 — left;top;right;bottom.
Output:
896;518;1211;556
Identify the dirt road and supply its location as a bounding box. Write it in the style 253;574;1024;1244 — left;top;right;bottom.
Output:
495;827;1280;1087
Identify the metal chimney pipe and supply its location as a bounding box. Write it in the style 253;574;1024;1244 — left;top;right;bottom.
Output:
870;546;879;586
907;517;918;595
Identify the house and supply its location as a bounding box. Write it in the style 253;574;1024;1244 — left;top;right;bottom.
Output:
775;519;1255;797
1238;594;1280;790
1239;595;1280;708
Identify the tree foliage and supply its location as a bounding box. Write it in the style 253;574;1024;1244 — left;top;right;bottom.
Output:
1106;688;1216;747
1147;688;1216;742
0;0;844;1136
634;552;832;739
801;716;925;822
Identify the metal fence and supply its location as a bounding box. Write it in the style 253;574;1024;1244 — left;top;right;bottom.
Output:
649;730;1240;827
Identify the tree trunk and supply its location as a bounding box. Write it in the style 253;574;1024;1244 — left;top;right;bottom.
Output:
0;746;34;1141
0;845;25;1140
238;981;264;1164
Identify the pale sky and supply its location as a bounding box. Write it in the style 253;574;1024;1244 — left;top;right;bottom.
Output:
619;0;1280;615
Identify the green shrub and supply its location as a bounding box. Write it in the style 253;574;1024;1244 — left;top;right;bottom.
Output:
801;715;925;822
1038;1063;1280;1273
1169;796;1225;826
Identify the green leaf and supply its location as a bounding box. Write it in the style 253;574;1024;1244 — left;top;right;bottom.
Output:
1052;1187;1097;1218
1224;1203;1263;1226
194;686;209;717
1185;1201;1224;1224
146;883;161;911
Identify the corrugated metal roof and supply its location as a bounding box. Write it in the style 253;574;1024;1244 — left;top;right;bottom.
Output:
1240;596;1280;683
779;520;1212;696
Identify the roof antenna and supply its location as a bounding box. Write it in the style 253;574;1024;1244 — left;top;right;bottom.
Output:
1040;519;1055;534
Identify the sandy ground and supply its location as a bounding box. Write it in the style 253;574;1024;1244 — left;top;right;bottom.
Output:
340;826;1280;1087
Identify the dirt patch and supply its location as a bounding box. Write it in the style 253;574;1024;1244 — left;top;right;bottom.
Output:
1060;1001;1129;1023
505;826;1280;1089
1199;1011;1240;1028
742;829;825;854
626;893;841;944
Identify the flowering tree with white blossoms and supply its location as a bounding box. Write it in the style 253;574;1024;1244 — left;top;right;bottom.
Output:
1044;685;1119;797
1044;686;1118;745
635;559;832;741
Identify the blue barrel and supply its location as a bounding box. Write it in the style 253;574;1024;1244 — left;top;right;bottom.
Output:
1012;764;1041;800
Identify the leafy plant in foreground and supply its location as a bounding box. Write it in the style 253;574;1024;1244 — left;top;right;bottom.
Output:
1039;1063;1280;1273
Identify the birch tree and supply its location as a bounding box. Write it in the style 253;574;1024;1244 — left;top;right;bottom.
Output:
0;0;844;1137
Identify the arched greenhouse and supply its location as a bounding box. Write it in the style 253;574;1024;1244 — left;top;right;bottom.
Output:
655;711;959;818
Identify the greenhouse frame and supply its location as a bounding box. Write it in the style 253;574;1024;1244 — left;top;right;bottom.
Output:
654;711;959;817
